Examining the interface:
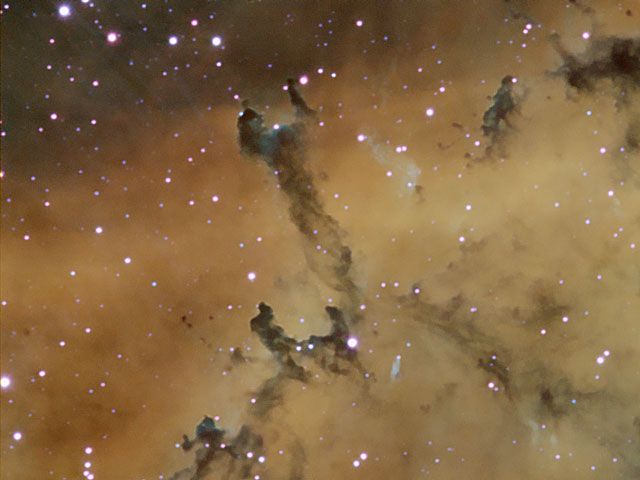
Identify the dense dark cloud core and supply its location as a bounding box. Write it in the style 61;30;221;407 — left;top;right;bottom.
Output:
1;1;640;479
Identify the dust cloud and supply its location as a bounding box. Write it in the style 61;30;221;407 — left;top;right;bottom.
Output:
1;1;639;480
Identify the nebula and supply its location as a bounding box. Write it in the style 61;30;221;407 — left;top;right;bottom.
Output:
2;2;639;479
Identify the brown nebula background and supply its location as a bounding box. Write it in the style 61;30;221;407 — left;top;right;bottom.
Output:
1;1;639;479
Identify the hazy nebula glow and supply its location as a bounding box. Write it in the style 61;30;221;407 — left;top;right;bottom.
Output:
1;1;639;479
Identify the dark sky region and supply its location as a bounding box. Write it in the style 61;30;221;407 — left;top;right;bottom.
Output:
1;1;639;479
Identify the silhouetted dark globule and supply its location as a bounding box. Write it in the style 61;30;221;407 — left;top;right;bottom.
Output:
482;75;517;138
237;80;362;322
250;302;307;382
551;34;640;96
171;417;263;480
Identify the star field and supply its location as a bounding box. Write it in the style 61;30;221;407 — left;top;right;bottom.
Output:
1;1;640;479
